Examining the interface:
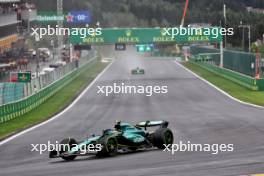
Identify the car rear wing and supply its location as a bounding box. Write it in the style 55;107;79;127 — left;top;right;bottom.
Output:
136;120;169;129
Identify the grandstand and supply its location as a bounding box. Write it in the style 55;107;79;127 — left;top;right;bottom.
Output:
0;0;36;81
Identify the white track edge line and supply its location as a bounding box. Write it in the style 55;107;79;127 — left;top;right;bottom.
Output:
0;61;114;146
174;61;264;109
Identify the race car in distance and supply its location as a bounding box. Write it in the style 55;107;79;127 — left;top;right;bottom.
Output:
49;120;173;161
131;67;145;75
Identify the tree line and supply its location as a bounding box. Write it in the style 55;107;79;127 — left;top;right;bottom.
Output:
34;0;264;49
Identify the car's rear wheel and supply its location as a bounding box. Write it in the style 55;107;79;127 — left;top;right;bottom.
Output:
97;137;118;157
59;138;77;161
152;128;174;149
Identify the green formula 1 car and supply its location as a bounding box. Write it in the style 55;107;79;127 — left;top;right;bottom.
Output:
49;120;173;161
131;67;145;75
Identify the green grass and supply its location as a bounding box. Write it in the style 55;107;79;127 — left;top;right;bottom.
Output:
182;62;264;106
0;61;108;140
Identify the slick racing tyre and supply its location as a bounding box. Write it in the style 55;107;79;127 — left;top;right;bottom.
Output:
97;137;118;157
59;138;78;161
153;128;174;149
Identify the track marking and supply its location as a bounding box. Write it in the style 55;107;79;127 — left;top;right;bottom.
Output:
0;61;114;146
173;61;264;109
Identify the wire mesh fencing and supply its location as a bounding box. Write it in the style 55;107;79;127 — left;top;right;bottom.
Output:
0;50;97;106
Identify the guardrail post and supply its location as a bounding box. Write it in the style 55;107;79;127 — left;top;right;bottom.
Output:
220;41;224;68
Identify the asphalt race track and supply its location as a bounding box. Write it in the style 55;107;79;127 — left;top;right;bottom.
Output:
1;48;264;176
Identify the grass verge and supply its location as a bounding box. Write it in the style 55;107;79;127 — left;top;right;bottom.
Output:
0;61;108;140
182;62;264;106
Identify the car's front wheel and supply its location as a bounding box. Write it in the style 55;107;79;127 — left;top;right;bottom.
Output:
96;137;118;157
59;138;78;161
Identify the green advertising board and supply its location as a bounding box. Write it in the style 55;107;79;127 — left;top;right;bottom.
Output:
70;27;223;45
18;72;31;83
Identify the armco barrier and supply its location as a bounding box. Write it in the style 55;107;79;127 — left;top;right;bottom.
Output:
0;55;98;124
257;79;264;90
189;60;264;91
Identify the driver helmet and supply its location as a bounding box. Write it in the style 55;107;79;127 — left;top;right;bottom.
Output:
114;121;122;131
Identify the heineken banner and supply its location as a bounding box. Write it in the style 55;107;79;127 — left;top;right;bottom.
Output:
36;11;91;23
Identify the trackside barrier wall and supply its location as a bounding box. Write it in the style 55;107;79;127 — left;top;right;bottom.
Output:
189;60;264;91
257;79;264;90
190;46;256;77
0;52;98;124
